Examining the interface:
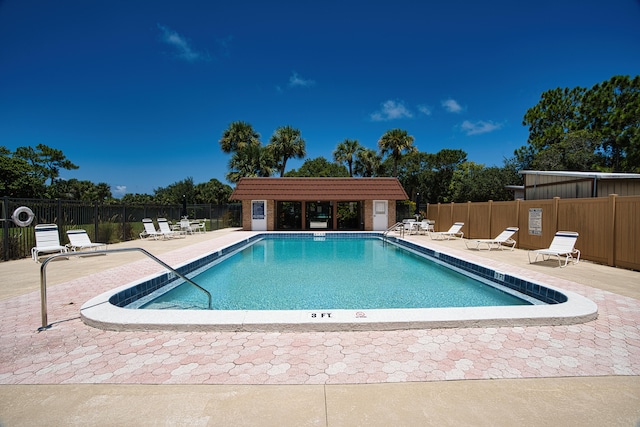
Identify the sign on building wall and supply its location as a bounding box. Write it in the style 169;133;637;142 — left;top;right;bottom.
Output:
528;208;542;235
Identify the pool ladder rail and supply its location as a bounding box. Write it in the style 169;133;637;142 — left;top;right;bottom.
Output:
382;222;404;245
38;247;212;331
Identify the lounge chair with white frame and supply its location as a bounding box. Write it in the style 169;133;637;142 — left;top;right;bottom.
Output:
31;224;68;262
429;222;464;240
528;231;580;267
140;218;165;240
66;229;107;252
465;227;519;251
157;218;185;238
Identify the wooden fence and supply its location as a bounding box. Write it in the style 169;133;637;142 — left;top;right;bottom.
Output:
425;194;640;270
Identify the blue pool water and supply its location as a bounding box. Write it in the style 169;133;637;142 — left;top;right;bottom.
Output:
140;237;529;311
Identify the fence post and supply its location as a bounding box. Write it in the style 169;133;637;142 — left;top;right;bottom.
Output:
122;204;127;241
2;196;8;261
466;201;471;237
552;196;560;234
608;194;617;267
56;199;63;238
93;201;99;239
488;200;493;238
515;199;521;245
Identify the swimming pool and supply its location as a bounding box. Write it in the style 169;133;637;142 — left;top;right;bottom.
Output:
137;237;531;310
80;232;598;331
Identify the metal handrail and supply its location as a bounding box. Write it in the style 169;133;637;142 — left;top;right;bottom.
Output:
38;247;212;331
382;222;404;245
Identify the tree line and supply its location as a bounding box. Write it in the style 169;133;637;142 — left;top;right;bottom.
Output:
2;75;637;205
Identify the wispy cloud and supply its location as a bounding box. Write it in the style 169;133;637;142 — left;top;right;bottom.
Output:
157;24;210;62
441;98;463;113
417;104;432;116
461;120;503;135
370;100;413;121
288;72;316;88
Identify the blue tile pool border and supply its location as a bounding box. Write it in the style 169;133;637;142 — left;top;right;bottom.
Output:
109;232;567;309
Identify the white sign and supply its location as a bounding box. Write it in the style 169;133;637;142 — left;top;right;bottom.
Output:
529;208;542;235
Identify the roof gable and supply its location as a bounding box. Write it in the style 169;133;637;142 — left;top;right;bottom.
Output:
230;177;408;201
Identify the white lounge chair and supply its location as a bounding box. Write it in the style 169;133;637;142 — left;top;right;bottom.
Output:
465;227;519;251
528;231;580;267
429;222;464;240
31;224;68;262
157;218;185;238
66;229;107;252
140;218;165;240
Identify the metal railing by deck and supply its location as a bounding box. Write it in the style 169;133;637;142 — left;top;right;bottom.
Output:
382;222;404;245
38;247;212;331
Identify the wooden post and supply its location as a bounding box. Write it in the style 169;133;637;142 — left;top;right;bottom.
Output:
552;196;560;234
608;194;617;267
488;200;493;238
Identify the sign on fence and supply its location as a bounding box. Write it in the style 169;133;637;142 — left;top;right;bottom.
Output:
528;208;542;236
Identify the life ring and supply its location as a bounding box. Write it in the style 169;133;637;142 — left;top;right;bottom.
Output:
11;206;35;227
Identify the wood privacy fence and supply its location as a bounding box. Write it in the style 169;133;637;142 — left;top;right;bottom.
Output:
425;194;640;270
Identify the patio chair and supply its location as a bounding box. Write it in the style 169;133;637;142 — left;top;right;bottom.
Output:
465;227;519;251
157;218;185;238
66;229;107;252
31;224;68;262
429;222;464;240
402;219;418;235
417;220;435;235
140;218;165;240
528;231;580;267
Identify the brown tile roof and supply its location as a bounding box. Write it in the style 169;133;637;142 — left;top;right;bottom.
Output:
229;177;409;201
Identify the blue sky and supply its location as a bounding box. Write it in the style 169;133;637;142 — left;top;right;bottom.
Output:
1;1;639;196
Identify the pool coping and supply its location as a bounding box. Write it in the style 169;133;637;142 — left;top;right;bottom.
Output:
80;232;599;332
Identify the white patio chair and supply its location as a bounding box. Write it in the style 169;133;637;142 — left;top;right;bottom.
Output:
417;220;435;235
465;227;519;251
31;224;68;262
157;218;185;238
66;229;107;252
429;222;464;240
528;231;580;267
140;218;164;240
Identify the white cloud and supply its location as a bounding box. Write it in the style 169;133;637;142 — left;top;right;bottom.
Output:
460;120;502;135
442;98;463;113
157;24;210;62
288;72;316;88
417;104;432;116
370;100;413;121
113;185;127;196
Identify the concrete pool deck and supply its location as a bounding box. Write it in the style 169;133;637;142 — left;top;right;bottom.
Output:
1;228;639;426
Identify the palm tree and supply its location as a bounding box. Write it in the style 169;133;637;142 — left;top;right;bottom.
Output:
378;128;417;177
354;148;382;177
267;125;306;177
225;145;275;183
332;139;362;177
219;121;261;153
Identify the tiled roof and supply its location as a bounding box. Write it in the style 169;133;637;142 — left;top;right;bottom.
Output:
229;177;408;201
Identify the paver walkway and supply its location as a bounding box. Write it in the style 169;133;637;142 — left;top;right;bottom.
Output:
2;232;639;386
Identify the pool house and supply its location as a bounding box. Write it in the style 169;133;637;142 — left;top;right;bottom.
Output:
229;177;409;231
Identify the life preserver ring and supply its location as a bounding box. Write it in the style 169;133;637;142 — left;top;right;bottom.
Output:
11;206;35;227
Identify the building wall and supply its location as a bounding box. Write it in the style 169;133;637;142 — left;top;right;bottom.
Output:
524;174;640;200
244;199;397;231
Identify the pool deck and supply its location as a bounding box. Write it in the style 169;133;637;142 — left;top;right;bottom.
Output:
1;229;639;426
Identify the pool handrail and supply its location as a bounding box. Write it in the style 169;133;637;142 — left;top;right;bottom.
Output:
38;247;212;331
383;222;404;244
